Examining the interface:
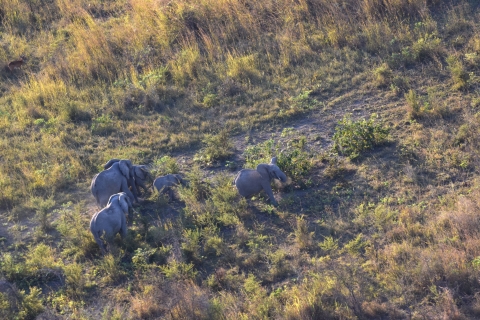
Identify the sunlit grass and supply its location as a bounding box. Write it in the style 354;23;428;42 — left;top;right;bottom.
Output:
2;0;480;318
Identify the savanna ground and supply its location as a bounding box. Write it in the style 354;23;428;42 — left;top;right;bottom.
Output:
2;0;480;319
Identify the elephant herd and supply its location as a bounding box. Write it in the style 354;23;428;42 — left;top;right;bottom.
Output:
89;157;287;253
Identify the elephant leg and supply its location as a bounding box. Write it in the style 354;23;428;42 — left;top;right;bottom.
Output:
120;225;128;239
121;179;138;204
123;208;131;230
128;177;140;201
94;234;107;254
261;182;278;206
166;188;173;202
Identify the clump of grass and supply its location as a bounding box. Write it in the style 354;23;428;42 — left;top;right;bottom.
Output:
332;113;390;160
294;215;313;250
226;54;262;84
405;89;422;118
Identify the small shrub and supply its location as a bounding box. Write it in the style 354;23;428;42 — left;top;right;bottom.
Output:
194;130;234;165
91;114;115;135
182;165;210;201
373;63;393;88
289;90;318;110
465;52;480;68
55;202;97;260
243;132;314;186
151;155;179;177
132;248;158;271
447;55;470;90
390;76;409;95
17;287;44;320
412;34;443;63
181;229;202;262
30;196;55;232
209;173;246;226
202;93;218;108
63;263;86;299
405;89;421;118
98;254;126;284
318;236;339;254
204;234;225;257
332;113;390;160
160;260;197;280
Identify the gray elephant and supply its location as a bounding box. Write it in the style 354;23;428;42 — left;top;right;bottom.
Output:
153;174;186;201
91;159;138;208
104;159;152;197
234;157;287;206
90;192;132;254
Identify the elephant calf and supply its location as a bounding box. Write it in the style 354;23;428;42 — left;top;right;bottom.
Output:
153;174;186;201
234;157;287;206
90;192;132;254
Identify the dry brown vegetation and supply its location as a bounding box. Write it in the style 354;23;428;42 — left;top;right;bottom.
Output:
1;0;480;318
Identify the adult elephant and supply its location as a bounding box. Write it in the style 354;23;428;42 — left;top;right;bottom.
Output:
153;174;187;201
104;159;152;197
90;192;132;254
234;157;287;206
91;159;138;208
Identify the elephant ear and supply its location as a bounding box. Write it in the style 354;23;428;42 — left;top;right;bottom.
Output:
119;160;132;180
256;164;271;180
118;194;129;213
104;159;120;170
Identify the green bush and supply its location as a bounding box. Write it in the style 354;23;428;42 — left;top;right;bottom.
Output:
30;196;55;232
152;155;179;176
332;114;390;160
447;55;470;90
194;130;234;165
243;130;313;186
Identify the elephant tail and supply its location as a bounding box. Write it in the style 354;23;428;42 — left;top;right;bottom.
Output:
233;171;242;186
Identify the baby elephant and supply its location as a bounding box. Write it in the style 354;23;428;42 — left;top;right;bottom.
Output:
90;192;132;254
153;174;186;201
234;157;287;206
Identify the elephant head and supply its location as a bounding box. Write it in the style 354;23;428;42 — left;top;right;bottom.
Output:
132;165;153;196
256;157;287;183
234;157;287;206
90;192;132;254
152;174;186;201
